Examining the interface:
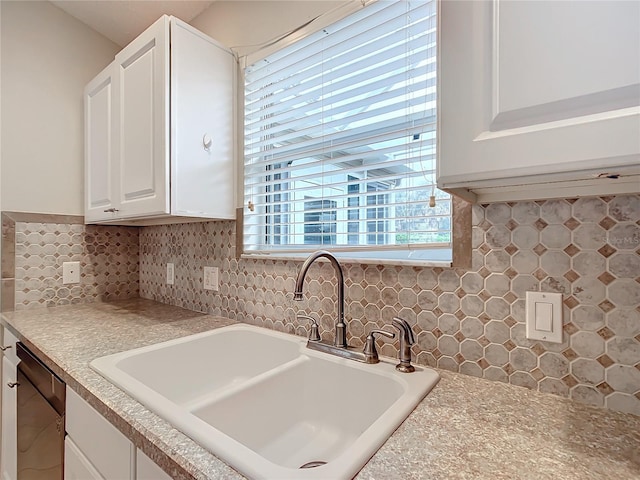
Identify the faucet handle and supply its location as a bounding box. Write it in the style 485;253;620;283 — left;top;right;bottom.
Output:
363;329;395;364
297;314;321;342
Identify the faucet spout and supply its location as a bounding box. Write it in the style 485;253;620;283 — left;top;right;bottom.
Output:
294;250;347;348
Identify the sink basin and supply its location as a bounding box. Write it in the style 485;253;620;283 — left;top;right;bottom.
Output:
90;324;440;479
94;326;302;406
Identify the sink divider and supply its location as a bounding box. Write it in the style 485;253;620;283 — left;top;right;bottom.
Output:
181;355;310;412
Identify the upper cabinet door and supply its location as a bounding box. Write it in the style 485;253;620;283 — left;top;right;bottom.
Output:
169;19;236;219
84;63;118;222
114;16;170;218
438;0;640;201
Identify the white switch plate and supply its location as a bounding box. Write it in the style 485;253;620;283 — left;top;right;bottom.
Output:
525;291;563;343
204;266;219;291
62;261;80;284
166;263;175;285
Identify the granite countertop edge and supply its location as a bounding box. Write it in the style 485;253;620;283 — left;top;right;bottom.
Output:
2;298;639;480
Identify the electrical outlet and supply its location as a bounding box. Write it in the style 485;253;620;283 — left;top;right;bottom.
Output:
166;263;175;285
204;266;219;291
62;261;80;284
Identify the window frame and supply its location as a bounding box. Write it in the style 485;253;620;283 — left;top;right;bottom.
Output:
237;0;470;267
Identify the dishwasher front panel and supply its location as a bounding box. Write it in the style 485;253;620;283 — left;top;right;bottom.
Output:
16;343;65;480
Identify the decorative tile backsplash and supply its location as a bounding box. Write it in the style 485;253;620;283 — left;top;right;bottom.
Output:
2;212;139;310
139;195;640;416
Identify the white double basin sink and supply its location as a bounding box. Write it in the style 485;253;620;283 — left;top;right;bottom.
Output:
90;324;440;479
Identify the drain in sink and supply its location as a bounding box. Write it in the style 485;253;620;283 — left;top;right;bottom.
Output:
299;461;327;469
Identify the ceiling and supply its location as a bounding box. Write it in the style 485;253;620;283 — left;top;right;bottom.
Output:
51;0;216;47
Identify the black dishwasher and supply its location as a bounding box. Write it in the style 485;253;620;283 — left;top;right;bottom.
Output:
16;342;65;480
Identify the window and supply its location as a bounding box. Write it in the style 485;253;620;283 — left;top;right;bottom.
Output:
243;0;451;263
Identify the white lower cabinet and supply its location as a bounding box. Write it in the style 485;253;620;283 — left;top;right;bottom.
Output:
65;388;173;480
1;328;19;480
136;449;172;480
64;438;103;480
1;359;17;480
65;388;134;480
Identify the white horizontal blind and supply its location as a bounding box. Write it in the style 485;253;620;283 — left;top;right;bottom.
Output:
243;0;451;256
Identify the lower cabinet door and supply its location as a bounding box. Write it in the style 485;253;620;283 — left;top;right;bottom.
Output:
136;449;172;480
1;357;18;480
64;437;103;480
65;388;134;479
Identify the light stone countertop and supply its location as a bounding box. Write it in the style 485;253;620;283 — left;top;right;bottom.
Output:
2;298;639;480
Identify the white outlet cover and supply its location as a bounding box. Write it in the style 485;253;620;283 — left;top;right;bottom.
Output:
204;266;219;291
62;261;81;284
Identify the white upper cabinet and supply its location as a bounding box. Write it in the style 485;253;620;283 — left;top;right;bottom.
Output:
115;16;170;219
85;16;236;225
438;0;640;203
170;21;236;218
85;64;117;222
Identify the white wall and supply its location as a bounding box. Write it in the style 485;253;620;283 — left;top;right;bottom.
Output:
0;1;119;215
0;2;3;217
0;0;349;216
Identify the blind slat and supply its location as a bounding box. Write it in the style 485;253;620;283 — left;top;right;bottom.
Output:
245;31;436;106
245;66;436;137
245;189;441;209
244;150;437;189
245;113;436;165
246;1;434;80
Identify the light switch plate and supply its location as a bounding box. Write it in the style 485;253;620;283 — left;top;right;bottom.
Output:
166;263;175;285
62;261;80;285
525;291;563;343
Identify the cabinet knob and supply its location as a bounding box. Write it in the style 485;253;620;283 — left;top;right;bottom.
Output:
103;208;119;213
0;345;12;351
7;382;19;388
203;134;212;151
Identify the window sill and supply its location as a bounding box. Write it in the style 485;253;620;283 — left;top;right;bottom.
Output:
240;252;452;268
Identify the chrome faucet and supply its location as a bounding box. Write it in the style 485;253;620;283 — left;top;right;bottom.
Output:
294;250;347;348
293;251;411;369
